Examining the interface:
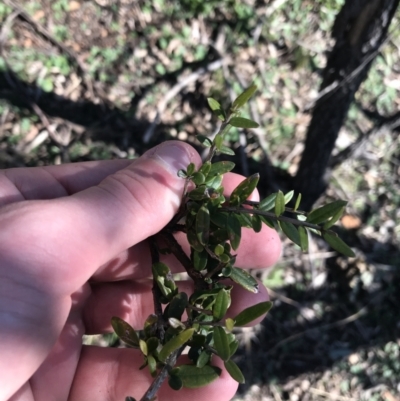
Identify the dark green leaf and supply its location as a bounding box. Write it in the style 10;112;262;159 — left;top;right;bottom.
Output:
224;360;245;383
210;211;228;228
207;97;226;121
188;186;208;201
187;163;196;176
298;226;309;252
323;206;345;229
196;350;211;368
193;249;208;271
167;292;188;320
259;193;277;211
235;212;253;228
307;200;348;225
125;397;136;401
232;84;257;110
252;214;262;232
323;232;355;257
177;365;221;388
146;337;159;354
219;145;235;156
196;205;210;245
274;190;285;217
229;173;260;207
187;229;204;252
199;161;212;177
208;161;235;177
158;329;195;363
227;214;242;250
229;117;259;129
111;317;139;347
192;172;205;185
213;289;231;321
213;326;230;361
229;267;259;293
284;190;294;204
280;221;301;246
294;193;302;211
259;214;275;228
196;134;213;147
168;373;183;391
229;339;239;357
233;301;273;326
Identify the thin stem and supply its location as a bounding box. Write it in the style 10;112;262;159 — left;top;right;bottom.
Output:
223;207;324;231
139;346;185;401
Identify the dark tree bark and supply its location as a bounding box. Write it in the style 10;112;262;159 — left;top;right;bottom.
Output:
294;0;400;210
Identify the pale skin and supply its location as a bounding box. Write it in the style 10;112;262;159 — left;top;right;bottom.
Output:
0;141;281;401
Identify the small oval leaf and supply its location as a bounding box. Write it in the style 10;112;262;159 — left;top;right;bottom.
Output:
323;206;345;229
294;193;302;211
274;190;285;217
229;174;260;207
307;200;348;225
259;193;277;211
168;373;183;391
177;365;221;388
284;190;294;204
196;134;213;147
213;289;231;321
233;301;273;327
213;326;230;361
111;317;139;347
298;226;309;252
323;232;355;257
232;84;257;110
227;214;242;250
158;329;195;363
196;205;210;245
280;221;301;247
224;360;245;383
219;145;235;156
229;267;259;293
229;117;259;128
208;161;235;177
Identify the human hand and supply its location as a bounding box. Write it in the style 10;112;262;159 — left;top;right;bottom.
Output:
0;141;281;401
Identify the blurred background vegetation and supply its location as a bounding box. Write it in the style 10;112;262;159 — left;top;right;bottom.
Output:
0;1;399;400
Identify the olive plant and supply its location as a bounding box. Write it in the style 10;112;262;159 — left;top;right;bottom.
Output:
111;85;355;401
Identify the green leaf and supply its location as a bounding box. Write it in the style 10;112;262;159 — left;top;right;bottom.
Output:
259;214;275;228
233;301;273;327
227;214;242;250
176;365;221;388
232;84;257;110
196;350;211;368
193;249;208;271
213;289;231;321
219;145;235;156
199;161;212;177
207;97;225;121
196;134;213;147
139;339;148;356
294;193;302;211
229;117;259;129
229;267;259;293
208;161;235;177
229;339;239;357
229;173;260;207
224;360;245;384
192;172;205;185
225;318;235;332
148;355;157;376
274;190;285;217
280;221;301;247
323;206;345;229
196;205;210;245
213;326;231;361
323;232;355;257
298;226;309;252
252;214;262;233
187;229;204;252
307;200;348;225
188;186;208;201
168;373;183;390
259;193;277;211
187;163;196;176
284;190;294;204
111;317;139;347
158;329;195;363
167;292;188;320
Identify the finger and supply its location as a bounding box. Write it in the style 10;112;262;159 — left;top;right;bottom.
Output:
0;141;200;398
69;346;238;401
0;159;131;207
83;279;269;334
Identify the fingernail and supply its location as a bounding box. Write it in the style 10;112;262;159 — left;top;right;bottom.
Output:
145;142;192;175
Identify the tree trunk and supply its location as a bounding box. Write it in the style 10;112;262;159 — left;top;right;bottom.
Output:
294;0;399;210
